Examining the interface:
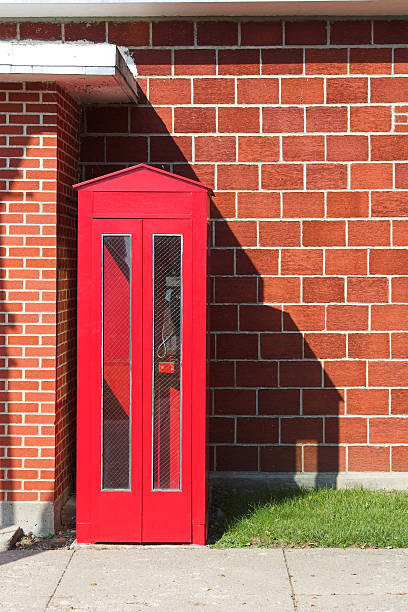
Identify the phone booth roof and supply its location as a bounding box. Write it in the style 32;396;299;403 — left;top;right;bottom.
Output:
73;163;213;194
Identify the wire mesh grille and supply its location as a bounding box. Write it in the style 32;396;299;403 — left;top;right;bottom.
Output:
152;235;182;491
102;235;131;490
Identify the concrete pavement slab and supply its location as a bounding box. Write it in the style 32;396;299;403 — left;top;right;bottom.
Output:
0;549;73;612
47;547;294;612
285;548;408;612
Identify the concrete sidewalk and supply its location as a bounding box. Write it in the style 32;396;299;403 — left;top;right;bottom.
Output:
0;546;407;611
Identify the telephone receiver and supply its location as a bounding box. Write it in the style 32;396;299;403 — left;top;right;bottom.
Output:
156;267;181;361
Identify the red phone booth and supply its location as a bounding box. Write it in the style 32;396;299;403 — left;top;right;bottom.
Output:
74;164;210;544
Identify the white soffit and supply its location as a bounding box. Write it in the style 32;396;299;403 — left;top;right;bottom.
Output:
0;42;138;103
0;0;407;17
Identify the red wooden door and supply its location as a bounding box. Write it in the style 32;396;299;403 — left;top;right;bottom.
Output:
88;217;191;543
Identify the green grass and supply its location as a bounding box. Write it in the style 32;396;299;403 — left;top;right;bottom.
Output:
210;487;408;548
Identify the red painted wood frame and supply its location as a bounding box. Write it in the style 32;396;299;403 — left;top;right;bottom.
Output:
75;165;209;545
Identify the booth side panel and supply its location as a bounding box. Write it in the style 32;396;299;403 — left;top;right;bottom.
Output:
76;192;94;543
191;192;209;545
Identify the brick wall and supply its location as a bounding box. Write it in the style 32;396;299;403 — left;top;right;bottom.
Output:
0;81;79;518
2;18;408;482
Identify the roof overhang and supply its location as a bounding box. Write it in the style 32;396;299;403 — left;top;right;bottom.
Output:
0;0;407;17
0;41;138;103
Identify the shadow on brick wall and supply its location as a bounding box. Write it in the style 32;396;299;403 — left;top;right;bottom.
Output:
80;95;342;488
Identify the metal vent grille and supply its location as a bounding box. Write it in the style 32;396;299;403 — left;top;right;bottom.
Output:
152;235;182;491
102;235;131;490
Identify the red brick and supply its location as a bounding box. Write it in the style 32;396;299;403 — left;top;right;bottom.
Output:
0;23;17;39
303;277;344;303
281;418;323;443
305;48;348;75
217;333;258;359
330;20;372;45
263;107;304;133
260;333;302;359
372;305;408;331
237;417;278;444
370;249;408;275
281;249;323;275
196;136;235;162
238;136;279;162
283;192;325;218
174;107;215;133
285;20;327;45
392;220;408;246
350;48;392;74
241;21;283;45
303;220;346;247
174;49;216;75
214;220;257;247
237;78;279;104
372;192;408;217
214;389;256;415
209;417;235;443
392;446;408;471
391;333;408;358
194;78;234;104
370;417;408;443
236;361;278;387
327;192;369;218
238;192;280;218
348;220;390;247
327;136;368;162
215;277;257;303
347;277;389;303
216;446;258;471
209;250;234;275
236;249;279;276
217;165;258;190
151;136;193;163
281;78;324;104
262;48;303;75
306;106;347;133
351;163;393;189
258;389;300;415
327;305;369;331
350;106;392;132
371;78;408;102
261;446;302;472
391;389;408;415
64;22;105;42
324;360;367;387
218;107;259;133
262;277;301;303
304;333;346;359
374;20;408;44
20;22;61;40
303;388;344;415
197;21;238;46
283;305;325;331
149;79;191;105
240;305;283;331
349;446;390;471
326;417;367;444
348;333;389;359
304;446;346;472
326;77;368;103
131;106;172;134
262;164;303;190
392;278;408;302
130;50;172;76
348;389;389;415
218;50;260;76
369;362;408;388
259;220;300;246
372;135;408;161
307;164;347;190
152;21;194;45
395;164;408;188
108;21;149;46
105;136;147;162
283;136;324;162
